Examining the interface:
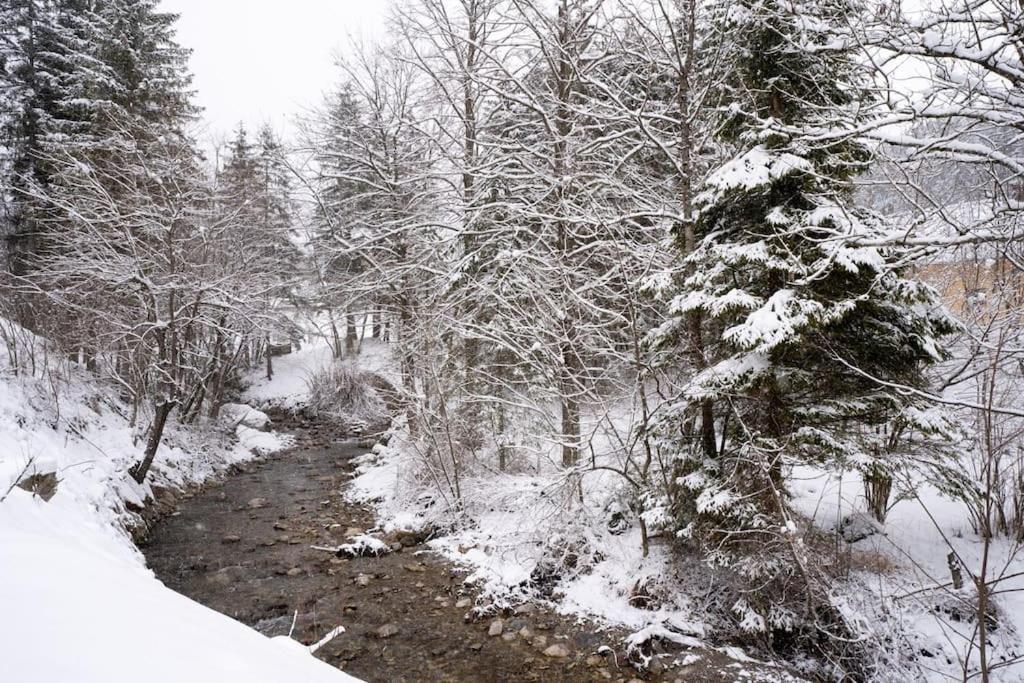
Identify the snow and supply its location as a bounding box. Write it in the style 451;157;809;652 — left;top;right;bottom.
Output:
220;402;273;430
0;489;360;683
696;145;813;206
242;340;335;410
791;466;1024;682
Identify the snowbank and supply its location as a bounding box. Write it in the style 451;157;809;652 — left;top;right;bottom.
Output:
792;466;1024;681
0;489;359;683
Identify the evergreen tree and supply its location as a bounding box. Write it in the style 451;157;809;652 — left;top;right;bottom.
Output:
656;0;957;575
98;0;197;138
0;0;117;271
1;0;196;275
219;123;297;299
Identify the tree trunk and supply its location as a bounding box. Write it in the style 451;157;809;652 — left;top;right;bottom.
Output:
372;308;382;339
129;401;175;484
560;347;580;467
497;401;510;471
265;335;273;380
345;311;358;356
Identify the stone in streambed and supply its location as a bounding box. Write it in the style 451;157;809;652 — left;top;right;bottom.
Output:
543;643;570;658
373;623;400;639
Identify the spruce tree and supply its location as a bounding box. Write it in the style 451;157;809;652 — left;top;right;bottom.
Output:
657;0;957;575
220;124;292;289
98;0;197;139
0;0;117;271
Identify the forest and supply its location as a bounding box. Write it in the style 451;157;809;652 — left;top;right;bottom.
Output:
2;1;1024;682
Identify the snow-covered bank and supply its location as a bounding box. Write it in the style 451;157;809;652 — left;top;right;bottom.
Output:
349;423;1024;680
792;468;1024;682
0;489;359;683
0;325;361;683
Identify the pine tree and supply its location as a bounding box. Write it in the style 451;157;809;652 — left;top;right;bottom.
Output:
657;0;957;574
219;123;297;301
98;0;197;138
0;0;117;272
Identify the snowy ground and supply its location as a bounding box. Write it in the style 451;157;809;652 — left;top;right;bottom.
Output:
0;322;361;683
792;467;1024;682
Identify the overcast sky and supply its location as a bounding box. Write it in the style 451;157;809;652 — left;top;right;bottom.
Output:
159;0;386;146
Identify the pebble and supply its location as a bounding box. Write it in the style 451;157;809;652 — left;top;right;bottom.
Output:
519;627;534;640
205;569;234;586
585;655;603;667
455;598;472;609
488;619;504;637
286;567;303;577
355;574;372;587
531;635;548;649
403;563;427;573
221;535;241;543
374;623;400;639
247;497;268;509
543;643;570;658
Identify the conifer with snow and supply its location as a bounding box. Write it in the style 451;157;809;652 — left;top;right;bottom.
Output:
656;0;958;575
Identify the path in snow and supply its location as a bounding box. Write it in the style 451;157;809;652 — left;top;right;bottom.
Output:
140;412;801;682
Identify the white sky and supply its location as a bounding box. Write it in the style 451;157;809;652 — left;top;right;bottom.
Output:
159;0;387;146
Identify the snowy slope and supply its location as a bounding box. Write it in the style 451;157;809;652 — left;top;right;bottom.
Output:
1;489;359;683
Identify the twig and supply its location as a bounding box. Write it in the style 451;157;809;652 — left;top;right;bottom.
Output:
1;456;36;504
308;624;347;654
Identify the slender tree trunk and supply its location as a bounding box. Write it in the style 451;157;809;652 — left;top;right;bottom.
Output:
372;307;382;339
675;0;717;459
130;401;175;484
560;344;581;467
345;310;358;356
328;310;343;358
265;335;273;380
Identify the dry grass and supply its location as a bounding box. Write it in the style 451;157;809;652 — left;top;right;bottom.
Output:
305;361;387;423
